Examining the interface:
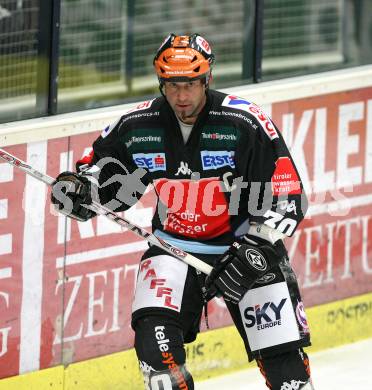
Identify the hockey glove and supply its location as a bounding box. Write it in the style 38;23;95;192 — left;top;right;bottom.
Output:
51;171;96;222
205;235;287;304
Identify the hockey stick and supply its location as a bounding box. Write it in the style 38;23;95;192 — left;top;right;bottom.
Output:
0;148;212;275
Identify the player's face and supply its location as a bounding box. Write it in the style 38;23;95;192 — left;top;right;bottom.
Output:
164;80;206;125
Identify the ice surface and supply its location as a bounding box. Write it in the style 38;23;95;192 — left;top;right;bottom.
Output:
196;338;372;389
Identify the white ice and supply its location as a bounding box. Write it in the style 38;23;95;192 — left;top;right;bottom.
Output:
196;337;372;389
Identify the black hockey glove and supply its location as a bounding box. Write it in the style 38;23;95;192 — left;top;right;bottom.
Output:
205;235;287;304
51;171;96;222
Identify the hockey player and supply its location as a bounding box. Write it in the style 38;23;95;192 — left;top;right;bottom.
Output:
51;33;314;390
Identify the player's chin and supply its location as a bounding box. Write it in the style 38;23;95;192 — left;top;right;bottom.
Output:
177;110;192;120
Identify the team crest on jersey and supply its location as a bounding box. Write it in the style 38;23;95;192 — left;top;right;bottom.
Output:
200;150;235;170
133;153;166;172
222;95;278;140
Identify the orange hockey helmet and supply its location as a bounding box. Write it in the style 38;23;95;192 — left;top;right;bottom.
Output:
153;33;215;85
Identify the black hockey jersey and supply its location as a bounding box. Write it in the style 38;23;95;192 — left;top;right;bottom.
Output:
78;90;308;250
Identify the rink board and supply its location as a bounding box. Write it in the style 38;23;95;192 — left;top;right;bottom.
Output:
0;291;371;390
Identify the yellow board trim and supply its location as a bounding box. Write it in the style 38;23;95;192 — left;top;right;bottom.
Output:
0;366;64;390
1;292;372;389
306;292;372;352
